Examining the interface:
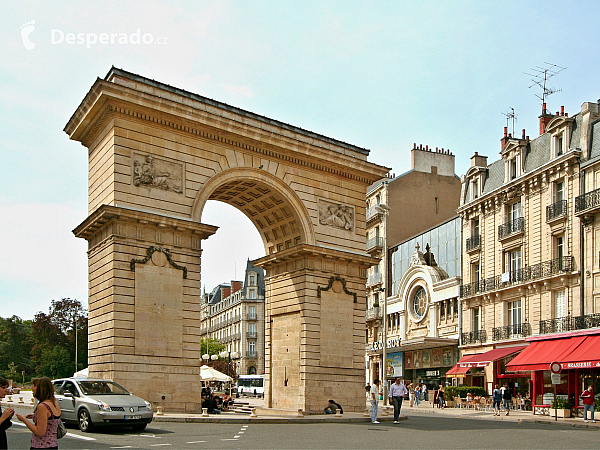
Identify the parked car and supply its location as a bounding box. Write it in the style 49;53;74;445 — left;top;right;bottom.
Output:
52;377;153;432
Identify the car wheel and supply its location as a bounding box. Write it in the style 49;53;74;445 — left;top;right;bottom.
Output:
78;408;94;432
131;423;147;431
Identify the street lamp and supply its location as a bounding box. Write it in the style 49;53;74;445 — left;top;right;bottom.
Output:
374;203;390;405
219;350;240;396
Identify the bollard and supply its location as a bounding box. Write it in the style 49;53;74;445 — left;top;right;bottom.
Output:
296;409;304;418
156;406;163;416
334;408;342;417
249;408;258;418
6;396;12;403
18;397;24;404
201;408;209;417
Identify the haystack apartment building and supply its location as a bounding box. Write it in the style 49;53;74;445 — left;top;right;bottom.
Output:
455;101;600;406
201;261;266;375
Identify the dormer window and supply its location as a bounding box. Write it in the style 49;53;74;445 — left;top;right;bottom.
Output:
509;158;517;180
553;132;565;157
471;178;479;201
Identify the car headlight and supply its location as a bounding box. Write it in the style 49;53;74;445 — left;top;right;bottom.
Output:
98;403;111;411
144;401;152;410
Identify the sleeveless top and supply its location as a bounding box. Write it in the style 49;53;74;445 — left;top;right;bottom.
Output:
31;402;60;449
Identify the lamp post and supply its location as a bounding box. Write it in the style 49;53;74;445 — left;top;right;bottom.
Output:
219;350;240;396
375;203;390;405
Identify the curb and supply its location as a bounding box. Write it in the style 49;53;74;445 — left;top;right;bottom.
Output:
154;415;408;424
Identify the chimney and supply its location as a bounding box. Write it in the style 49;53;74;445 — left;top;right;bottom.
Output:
522;129;526;139
539;102;553;135
560;106;565;116
471;151;488;167
501;126;509;150
231;280;243;293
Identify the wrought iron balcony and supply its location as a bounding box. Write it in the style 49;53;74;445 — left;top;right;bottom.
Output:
498;217;524;240
460;256;574;298
492;322;532;341
367;272;382;286
366;237;384;252
546;200;567;222
365;307;382;321
461;329;487;345
466;234;481;252
576;188;600;215
539;313;600;335
246;351;258;358
247;331;257;338
366;207;383;221
247;313;257;320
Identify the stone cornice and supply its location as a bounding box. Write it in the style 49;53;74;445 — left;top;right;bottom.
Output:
72;204;218;241
65;77;390;185
253;243;378;270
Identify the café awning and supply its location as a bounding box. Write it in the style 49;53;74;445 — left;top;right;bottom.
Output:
506;331;600;372
446;346;526;377
446;365;471;378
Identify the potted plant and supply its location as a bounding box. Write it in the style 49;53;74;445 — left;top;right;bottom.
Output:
551;398;571;418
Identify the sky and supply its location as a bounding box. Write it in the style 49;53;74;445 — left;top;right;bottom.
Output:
2;0;600;319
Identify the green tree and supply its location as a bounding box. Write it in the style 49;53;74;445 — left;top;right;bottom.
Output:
5;362;19;382
200;338;226;357
0;316;33;379
37;346;72;379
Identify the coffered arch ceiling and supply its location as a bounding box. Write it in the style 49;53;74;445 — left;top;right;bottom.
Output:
192;168;315;255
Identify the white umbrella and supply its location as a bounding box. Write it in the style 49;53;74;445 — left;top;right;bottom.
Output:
199;365;232;382
73;367;89;378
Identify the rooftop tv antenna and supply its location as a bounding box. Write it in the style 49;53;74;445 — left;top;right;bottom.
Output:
502;107;517;136
525;62;566;105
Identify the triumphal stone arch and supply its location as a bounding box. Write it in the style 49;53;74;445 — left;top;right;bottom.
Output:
67;68;388;413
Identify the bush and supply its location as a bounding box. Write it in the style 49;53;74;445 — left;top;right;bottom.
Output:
451;386;487;399
551;398;570;409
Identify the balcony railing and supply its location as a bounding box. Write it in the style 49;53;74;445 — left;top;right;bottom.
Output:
546;200;567;222
461;329;487;345
460;256;574;298
539;313;600;335
366;207;383;221
575;188;600;214
492;322;532;341
367;272;382;286
247;313;257;320
365;307;382;321
246;351;258;358
466;234;481;252
366;237;384;252
498;217;524;240
247;331;257;339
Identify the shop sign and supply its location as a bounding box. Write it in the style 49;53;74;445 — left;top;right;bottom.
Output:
368;337;401;352
551;373;561;384
564;361;600;369
386;352;403;377
458;362;488;368
425;370;440;377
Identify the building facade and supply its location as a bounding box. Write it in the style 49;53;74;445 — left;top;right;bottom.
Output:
201;260;266;376
365;145;462;387
455;101;600;399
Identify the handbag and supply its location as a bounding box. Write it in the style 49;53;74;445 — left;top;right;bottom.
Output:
56;419;67;439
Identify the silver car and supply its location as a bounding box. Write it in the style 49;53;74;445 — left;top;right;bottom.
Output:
52;377;153;432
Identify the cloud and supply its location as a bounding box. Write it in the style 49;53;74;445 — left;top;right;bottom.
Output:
222;83;255;99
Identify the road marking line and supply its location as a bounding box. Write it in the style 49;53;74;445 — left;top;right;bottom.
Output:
186;441;206;444
149;444;172;447
111;446;133;448
221;438;238;441
239;431;245;434
234;435;240;438
242;425;248;428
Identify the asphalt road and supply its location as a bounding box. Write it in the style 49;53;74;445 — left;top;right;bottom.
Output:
5;411;599;449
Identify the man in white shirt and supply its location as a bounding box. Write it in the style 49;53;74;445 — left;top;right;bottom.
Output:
389;378;409;423
370;379;381;423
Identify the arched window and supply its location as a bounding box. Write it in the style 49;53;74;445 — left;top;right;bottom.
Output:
248;366;257;375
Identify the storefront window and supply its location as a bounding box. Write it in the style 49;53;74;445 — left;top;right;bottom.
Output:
578;371;599;406
535;371;568;406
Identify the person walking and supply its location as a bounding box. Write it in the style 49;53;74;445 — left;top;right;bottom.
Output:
422;384;428;402
370;379;381;424
408;383;415;407
581;385;596;423
414;384;421;407
0;377;15;450
438;385;446;408
389;378;408;424
502;384;512;416
492;384;502;416
16;377;62;449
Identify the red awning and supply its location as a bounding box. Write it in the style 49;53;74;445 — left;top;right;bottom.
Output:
460;346;526;367
506;336;589;372
561;334;600;369
446;365;471;378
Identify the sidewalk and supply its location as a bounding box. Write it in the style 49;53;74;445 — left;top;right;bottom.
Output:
399;400;600;430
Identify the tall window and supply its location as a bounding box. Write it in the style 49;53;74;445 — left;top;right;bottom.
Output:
504;248;522;281
472;218;480;237
249;272;257;286
249;289;256;299
471;179;479;200
554;290;566;319
472;307;480;332
510;158;517;179
249;323;256;335
555;181;564;203
555;235;564;260
507;201;522;222
471;263;480;283
249;306;256;319
249;340;256;354
508;300;522;326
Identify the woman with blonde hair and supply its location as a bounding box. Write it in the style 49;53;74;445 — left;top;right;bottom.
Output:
17;377;62;449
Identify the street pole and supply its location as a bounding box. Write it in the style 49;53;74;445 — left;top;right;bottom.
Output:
74;315;78;373
375;203;390;405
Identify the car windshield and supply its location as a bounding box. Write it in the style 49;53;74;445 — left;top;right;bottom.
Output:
78;381;130;395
